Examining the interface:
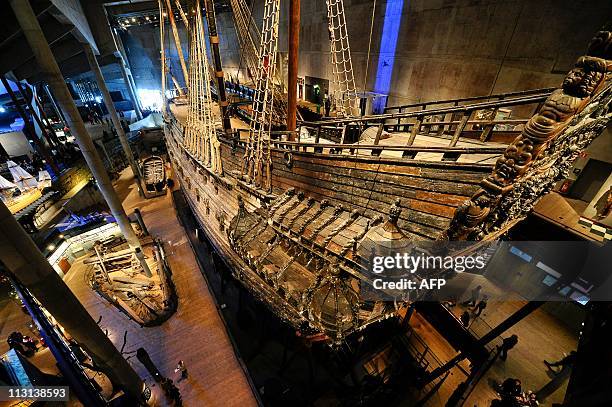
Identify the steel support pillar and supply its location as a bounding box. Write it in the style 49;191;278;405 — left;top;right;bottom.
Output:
43;83;67;128
8;0;141;251
424;301;544;383
84;43;143;197
15;80;58;149
111;26;143;120
0;198;146;402
1;75;59;173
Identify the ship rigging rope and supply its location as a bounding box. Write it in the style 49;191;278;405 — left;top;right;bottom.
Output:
326;0;359;117
182;0;220;174
362;0;377;99
230;0;287;120
242;0;280;192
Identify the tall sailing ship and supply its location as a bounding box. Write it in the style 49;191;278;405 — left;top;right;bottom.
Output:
159;0;612;343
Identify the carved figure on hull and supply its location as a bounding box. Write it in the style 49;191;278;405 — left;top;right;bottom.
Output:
443;31;612;240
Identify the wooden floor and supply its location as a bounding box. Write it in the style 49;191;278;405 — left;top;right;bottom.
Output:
414;299;578;407
533;192;605;242
62;170;257;406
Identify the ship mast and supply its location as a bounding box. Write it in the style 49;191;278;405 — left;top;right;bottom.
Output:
286;0;300;137
164;0;189;87
204;0;232;134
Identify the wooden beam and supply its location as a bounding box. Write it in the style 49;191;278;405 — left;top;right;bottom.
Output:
287;0;300;135
165;0;189;87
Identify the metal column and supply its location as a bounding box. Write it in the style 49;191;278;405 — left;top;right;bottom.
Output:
1;75;59;173
0;198;146;402
84;43;144;197
8;0;142;251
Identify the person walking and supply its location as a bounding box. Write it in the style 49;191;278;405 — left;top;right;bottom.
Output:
460;310;470;328
175;360;188;381
463;285;482;307
473;295;488;317
544;351;576;372
499;334;519;361
324;94;331;117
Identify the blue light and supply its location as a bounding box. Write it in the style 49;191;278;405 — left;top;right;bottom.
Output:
0;106;5;113
373;0;404;113
509;246;533;262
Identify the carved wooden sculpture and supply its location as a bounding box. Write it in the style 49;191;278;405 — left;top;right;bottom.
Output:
443;31;612;240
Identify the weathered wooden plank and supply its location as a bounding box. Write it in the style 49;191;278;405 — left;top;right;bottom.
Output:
271;176;446;239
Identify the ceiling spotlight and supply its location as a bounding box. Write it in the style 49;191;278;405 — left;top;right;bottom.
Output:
47;244;56;251
131;17;136;22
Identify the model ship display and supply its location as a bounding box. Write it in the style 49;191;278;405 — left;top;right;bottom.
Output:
141;155;166;196
159;0;612;343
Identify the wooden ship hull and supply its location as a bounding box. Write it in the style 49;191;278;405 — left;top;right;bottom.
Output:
159;0;612;344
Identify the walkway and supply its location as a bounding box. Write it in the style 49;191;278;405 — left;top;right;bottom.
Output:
62;169;257;406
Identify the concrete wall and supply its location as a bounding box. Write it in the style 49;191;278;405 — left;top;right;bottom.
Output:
84;0;611;110
216;0;611;106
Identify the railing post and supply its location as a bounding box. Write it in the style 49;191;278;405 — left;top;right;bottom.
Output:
435;114;446;138
479;123;494;142
371;123;383;156
397;107;402;130
407;115;423;146
314;125;323;153
449;110;471;147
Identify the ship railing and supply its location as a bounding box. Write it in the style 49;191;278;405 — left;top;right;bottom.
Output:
383;87;554;114
298;91;550;147
225;129;506;163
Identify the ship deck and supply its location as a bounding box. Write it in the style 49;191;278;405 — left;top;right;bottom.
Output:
169;103;507;164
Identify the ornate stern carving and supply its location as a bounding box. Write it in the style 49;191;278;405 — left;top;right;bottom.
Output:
443;31;612;240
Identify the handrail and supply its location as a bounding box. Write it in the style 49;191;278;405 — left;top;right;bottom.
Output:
300;93;549;127
384;87;555;113
221;136;506;155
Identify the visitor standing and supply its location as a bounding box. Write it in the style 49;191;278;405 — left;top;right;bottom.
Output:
499;334;519;361
175;360;188;381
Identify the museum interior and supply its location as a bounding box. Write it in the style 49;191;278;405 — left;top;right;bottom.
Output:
0;0;611;406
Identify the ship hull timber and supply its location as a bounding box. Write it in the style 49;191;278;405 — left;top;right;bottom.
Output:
164;30;612;343
164;105;504;341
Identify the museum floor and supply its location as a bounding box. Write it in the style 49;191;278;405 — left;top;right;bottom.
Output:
0;166;579;406
63;169;257;406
